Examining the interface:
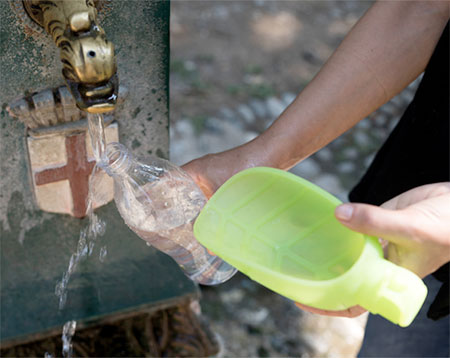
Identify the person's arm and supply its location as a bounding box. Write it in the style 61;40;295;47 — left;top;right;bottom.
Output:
183;0;449;197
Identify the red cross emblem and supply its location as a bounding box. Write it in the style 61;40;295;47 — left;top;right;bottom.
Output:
27;122;118;218
34;133;95;218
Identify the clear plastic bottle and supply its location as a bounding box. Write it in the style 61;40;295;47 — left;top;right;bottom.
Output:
100;142;237;285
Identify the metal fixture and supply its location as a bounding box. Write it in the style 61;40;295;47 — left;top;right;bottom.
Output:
23;0;118;113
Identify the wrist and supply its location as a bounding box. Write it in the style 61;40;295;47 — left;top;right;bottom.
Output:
251;117;310;171
235;132;291;171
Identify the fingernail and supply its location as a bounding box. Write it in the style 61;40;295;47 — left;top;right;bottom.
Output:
336;204;354;221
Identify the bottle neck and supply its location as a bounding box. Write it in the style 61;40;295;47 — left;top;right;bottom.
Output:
100;142;132;177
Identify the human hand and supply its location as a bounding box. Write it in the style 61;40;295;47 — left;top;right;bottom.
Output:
183;148;264;256
181;140;267;198
296;182;450;318
182;153;232;199
335;182;450;279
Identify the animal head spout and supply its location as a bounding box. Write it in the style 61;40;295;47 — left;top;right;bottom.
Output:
25;0;118;113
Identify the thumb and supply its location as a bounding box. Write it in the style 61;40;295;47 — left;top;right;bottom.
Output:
335;203;414;244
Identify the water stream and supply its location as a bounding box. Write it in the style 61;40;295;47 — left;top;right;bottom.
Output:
87;113;107;163
62;320;77;358
55;113;108;310
53;114;109;358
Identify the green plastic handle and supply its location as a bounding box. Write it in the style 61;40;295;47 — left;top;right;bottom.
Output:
357;241;429;327
193;167;427;327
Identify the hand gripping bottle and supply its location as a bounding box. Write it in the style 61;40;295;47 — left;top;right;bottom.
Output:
194;167;428;326
101;142;236;285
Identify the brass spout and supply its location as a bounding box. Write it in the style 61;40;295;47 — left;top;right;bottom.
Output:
23;0;118;113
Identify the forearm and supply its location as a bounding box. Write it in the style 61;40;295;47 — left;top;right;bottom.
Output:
243;0;449;170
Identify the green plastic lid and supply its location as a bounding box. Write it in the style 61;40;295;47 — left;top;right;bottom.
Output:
194;167;427;327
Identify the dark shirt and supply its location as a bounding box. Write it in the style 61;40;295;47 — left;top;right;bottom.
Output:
349;23;449;320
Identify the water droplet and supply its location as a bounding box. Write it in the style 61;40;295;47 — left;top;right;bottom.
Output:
67;255;76;274
97;219;106;236
88;241;95;256
58;290;68;310
99;246;107;262
62;320;77;358
55;282;63;296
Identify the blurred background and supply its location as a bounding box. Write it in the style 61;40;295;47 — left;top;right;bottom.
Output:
169;1;419;357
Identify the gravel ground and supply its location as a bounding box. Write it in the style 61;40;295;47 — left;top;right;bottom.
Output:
169;1;420;357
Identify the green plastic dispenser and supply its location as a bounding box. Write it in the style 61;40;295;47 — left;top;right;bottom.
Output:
194;167;427;327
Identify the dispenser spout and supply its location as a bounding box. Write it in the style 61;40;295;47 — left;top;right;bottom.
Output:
24;0;118;113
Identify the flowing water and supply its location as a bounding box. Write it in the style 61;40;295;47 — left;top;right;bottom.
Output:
55;113;108;310
53;114;108;358
62;320;77;358
87;113;107;163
